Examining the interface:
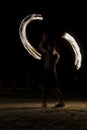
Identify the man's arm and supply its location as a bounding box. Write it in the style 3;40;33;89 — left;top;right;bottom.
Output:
39;33;48;54
53;48;60;64
39;41;48;54
53;49;60;74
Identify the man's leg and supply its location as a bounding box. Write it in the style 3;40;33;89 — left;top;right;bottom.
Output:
53;87;65;107
42;86;47;107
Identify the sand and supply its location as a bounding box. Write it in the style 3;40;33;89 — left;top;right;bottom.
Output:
0;98;87;130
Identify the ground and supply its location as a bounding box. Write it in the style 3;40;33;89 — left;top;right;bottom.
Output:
0;97;87;130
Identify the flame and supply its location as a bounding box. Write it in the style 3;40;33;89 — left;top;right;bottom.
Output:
19;14;43;60
62;33;82;70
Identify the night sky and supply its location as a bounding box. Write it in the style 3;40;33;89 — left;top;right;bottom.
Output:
0;1;87;96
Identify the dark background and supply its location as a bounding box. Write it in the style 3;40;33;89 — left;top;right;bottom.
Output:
0;1;87;98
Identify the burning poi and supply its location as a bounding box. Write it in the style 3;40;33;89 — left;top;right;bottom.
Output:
19;13;82;70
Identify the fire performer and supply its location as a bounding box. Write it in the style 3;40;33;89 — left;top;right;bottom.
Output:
39;33;65;107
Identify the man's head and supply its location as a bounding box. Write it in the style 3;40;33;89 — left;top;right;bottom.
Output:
41;33;48;41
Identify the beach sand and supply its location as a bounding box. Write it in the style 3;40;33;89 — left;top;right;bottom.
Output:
0;98;87;130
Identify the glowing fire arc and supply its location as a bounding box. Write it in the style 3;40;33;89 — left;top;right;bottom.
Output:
62;33;82;70
19;14;43;60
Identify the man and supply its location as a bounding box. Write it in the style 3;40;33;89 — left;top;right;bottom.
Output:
39;33;65;107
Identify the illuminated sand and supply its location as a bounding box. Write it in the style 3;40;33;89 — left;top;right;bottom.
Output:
0;99;87;129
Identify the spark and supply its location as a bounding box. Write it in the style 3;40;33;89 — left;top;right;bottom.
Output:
19;14;43;60
62;33;82;70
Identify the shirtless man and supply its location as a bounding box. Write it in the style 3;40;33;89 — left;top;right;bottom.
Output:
39;33;65;107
